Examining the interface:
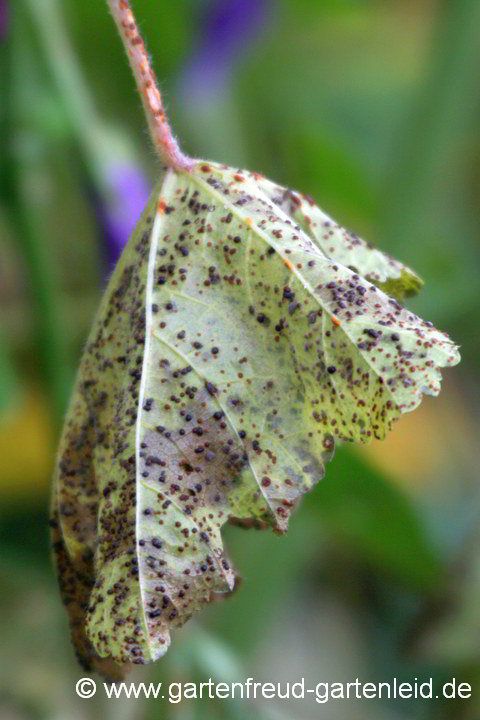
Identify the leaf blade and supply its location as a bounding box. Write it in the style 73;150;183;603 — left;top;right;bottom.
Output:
256;174;423;300
53;161;459;674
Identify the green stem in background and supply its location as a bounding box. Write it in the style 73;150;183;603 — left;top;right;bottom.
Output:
24;0;151;276
24;0;130;193
1;3;72;422
24;0;98;153
106;0;194;171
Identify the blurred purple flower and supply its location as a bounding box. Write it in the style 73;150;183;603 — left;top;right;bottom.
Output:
181;0;270;100
94;162;150;274
0;0;8;39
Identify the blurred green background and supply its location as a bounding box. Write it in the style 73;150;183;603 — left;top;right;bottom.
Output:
1;0;479;718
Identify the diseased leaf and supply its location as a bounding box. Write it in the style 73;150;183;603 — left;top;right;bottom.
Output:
52;161;459;676
256;175;423;300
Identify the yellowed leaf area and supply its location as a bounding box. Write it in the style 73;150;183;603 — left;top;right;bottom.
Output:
51;162;459;677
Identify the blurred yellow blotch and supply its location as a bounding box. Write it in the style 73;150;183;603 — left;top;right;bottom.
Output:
0;387;55;500
361;380;473;489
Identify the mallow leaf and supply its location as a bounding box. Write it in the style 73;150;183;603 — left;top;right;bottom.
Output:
52;161;459;676
256;174;423;300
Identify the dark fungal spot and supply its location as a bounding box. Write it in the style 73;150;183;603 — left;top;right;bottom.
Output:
205;382;218;396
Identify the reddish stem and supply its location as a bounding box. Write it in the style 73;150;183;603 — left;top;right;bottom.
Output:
107;0;194;171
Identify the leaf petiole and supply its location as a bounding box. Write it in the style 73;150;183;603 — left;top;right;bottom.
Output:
106;0;194;171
